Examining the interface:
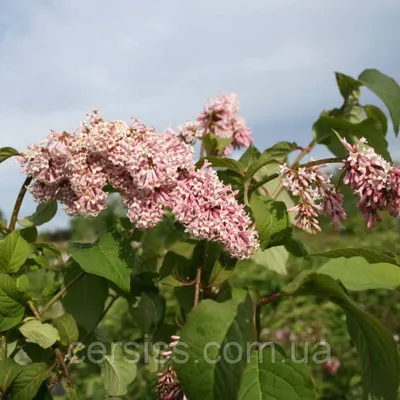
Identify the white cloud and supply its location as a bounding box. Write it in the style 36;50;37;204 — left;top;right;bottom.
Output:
0;0;399;227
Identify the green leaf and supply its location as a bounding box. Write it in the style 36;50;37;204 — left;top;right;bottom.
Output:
363;104;388;135
310;248;399;266
200;156;245;176
238;345;316;399
0;273;25;317
318;256;400;291
16;275;31;293
53;313;79;346
313;115;391;161
250;195;291;249
69;231;134;293
100;343;137;396
262;141;298;159
19;227;38;244
245;156;281;182
18;201;58;227
0;231;30;274
173;290;255;400
0;359;23;393
130;292;165;334
19;319;60;349
10;362;51;400
0;147;20;164
239;145;261;168
0;313;24;332
62;265;109;333
282;272;400;400
203;134;233;156
335;72;361;101
359;69;400;135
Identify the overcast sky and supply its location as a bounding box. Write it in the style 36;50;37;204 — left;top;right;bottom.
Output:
1;0;399;229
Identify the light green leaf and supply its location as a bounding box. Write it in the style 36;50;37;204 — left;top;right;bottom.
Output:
62;265;109;333
282;272;400;400
0;231;30;274
238;345;316;399
0;147;20;164
53;313;79;346
173;290;255;400
359;69;400;135
19;319;60;349
10;362;51;400
250;195;291;249
69;230;134;293
318;256;400;291
18;201;58;227
101;343;137;396
310;248;399;266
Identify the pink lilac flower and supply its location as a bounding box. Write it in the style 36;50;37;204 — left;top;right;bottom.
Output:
18;109;259;259
172;161;259;259
156;335;188;400
323;357;341;375
279;162;347;233
340;137;397;230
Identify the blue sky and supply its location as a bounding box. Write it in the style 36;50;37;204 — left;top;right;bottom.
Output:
1;0;400;229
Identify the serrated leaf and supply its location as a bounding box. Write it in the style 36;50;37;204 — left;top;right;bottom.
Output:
0;359;23;393
53;313;79;346
19;320;60;349
318;256;400;291
10;362;51;400
282;272;400;400
0;231;30;274
69;230;134;293
238;345;316;399
18;201;58;227
310;248;399;265
0;147;19;164
62;265;109;333
173;290;255;400
359;69;400;135
250;195;291;249
101;343;137;396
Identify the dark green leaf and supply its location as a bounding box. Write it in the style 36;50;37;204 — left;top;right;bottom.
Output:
69;231;134;293
282;272;400;400
238;345;316;399
0;231;31;274
62;266;109;333
262;141;298;159
0;313;24;332
19;227;38;244
53;313;79;346
359;69;400;135
11;362;51;400
0;273;25;317
0;147;20;164
239;145;261;168
0;359;23;393
310;248;399;266
335;72;361;101
199;156;245;176
250;195;291;249
18;201;58;227
130;292;165;334
363;104;388;135
173;290;255;400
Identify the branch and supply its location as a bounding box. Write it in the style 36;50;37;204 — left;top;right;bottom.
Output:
27;300;42;320
9;177;33;232
39;272;86;317
1;335;6;361
194;241;206;307
55;348;74;388
255;293;282;340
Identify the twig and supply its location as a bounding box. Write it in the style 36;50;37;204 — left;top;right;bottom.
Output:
1;335;6;361
194;241;206;307
55;348;74;388
27;300;41;320
8;177;33;232
255;293;282;340
39;272;86;317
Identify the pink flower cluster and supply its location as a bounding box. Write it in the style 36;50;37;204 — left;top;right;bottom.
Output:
279;162;347;233
341;138;400;230
168;94;253;155
19;109;259;259
156;335;188;400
